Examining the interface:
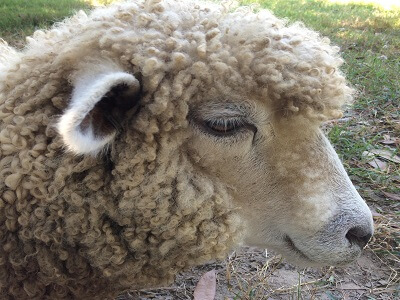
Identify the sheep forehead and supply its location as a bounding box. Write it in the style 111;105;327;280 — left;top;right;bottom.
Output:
89;1;337;66
104;0;351;121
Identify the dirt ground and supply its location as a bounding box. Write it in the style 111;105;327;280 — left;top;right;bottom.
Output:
119;245;398;300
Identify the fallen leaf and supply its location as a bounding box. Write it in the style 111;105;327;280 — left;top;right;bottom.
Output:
362;151;374;160
362;151;388;171
369;149;400;164
380;134;400;145
370;208;382;217
367;159;388;171
380;139;400;145
193;270;216;300
382;191;400;201
339;282;365;290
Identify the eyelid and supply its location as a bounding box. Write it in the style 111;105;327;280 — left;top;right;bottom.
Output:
197;112;245;122
189;103;257;137
194;115;257;138
203;115;244;124
204;117;245;133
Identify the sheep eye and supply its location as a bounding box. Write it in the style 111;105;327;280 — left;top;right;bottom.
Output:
203;118;245;136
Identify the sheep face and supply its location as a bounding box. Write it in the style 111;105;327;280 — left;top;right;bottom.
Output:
58;59;373;270
53;1;373;268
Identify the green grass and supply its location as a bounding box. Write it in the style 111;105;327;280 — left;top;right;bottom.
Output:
0;0;116;47
0;0;94;46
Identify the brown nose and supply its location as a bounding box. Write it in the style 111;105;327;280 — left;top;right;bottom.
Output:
345;227;372;249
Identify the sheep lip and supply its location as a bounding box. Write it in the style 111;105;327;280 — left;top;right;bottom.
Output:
284;236;313;262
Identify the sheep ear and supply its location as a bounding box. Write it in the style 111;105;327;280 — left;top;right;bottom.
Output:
57;71;141;155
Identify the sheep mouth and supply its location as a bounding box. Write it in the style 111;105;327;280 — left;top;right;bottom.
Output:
284;236;313;263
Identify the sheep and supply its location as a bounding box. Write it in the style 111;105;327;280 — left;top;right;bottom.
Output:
0;0;374;299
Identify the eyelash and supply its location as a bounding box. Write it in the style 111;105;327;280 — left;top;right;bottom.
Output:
202;117;247;137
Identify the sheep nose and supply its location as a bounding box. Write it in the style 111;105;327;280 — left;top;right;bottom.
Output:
345;226;372;249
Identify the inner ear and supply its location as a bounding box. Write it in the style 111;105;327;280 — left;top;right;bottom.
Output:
79;83;141;138
57;71;141;155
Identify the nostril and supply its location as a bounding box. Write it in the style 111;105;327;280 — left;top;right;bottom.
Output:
345;227;372;249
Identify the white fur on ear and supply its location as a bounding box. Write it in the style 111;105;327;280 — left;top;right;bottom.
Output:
57;71;140;155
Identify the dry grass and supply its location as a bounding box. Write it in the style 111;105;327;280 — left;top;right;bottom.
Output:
368;213;400;281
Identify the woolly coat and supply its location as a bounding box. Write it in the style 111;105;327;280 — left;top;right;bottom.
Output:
0;0;351;298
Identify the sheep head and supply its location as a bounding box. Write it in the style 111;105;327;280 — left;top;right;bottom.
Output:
0;0;373;297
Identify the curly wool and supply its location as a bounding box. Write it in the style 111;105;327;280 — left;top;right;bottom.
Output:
0;0;353;299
